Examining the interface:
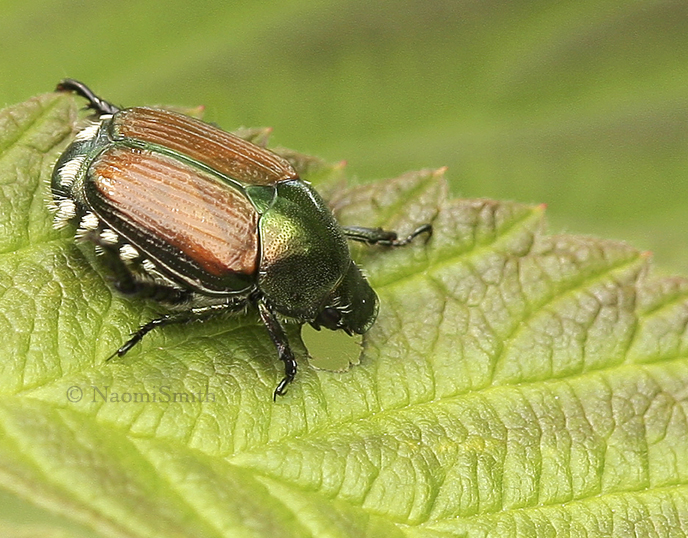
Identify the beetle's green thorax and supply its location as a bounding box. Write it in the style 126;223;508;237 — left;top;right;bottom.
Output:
258;179;350;319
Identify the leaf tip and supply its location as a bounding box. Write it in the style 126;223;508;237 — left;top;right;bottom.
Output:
534;202;547;216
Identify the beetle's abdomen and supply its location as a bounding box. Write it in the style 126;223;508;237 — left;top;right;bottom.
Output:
112;108;299;186
88;146;259;292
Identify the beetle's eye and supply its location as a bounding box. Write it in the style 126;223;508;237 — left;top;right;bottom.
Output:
316;307;342;331
322;307;341;326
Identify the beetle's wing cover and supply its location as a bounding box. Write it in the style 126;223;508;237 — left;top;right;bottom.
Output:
87;146;259;293
112;107;299;186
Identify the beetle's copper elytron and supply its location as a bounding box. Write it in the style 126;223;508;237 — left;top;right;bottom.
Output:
91;146;260;281
114;107;299;185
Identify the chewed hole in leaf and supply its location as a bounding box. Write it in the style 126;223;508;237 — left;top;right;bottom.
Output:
301;323;362;372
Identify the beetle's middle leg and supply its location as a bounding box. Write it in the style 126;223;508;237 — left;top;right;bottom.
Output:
107;303;243;361
342;223;432;247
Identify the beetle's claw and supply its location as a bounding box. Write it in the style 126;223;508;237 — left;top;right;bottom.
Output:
273;378;290;400
408;223;433;243
105;348;123;362
273;358;297;400
387;223;432;247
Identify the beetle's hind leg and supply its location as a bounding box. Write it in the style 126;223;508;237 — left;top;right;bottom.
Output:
98;247;191;305
342;223;432;247
56;79;121;115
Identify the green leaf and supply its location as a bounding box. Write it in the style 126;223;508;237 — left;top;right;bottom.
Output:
1;92;688;538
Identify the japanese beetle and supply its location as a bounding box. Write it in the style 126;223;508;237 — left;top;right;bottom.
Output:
50;79;431;399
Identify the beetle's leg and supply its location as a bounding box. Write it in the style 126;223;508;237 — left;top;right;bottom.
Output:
98;247;190;305
256;299;298;400
114;278;190;305
342;223;432;247
107;304;240;361
55;79;121;115
108;313;182;360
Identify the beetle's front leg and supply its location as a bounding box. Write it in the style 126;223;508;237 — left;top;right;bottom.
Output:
342;223;432;247
256;299;298;400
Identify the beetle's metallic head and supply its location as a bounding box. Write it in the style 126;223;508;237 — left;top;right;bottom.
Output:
311;262;379;335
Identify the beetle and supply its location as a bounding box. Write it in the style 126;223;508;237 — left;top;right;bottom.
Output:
50;79;431;399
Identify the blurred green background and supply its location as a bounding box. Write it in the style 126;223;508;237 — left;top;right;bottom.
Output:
1;0;687;271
